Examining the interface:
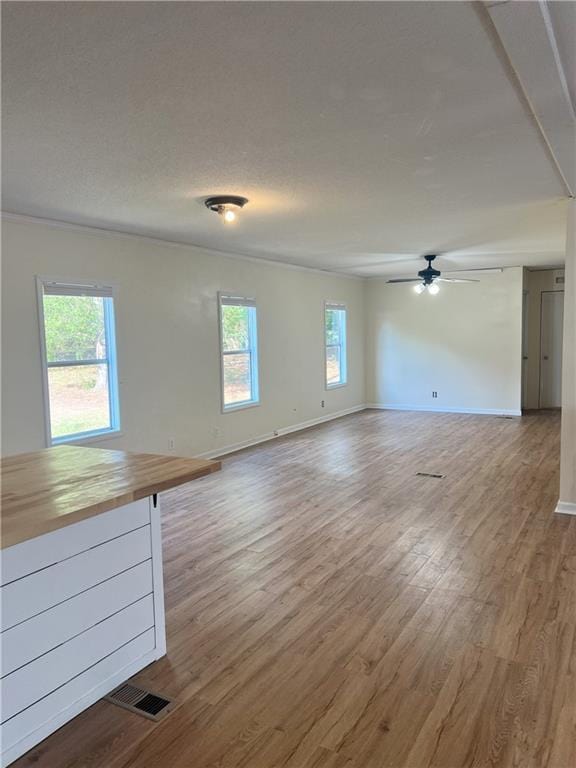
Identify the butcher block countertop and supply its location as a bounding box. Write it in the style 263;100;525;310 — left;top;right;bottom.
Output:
1;445;221;549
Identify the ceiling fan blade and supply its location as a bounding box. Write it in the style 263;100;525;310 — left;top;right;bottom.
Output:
436;277;480;283
443;267;503;275
387;278;421;283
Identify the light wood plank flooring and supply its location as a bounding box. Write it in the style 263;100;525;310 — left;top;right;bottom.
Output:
14;409;575;768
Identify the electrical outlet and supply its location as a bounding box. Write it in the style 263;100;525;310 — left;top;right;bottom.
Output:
212;427;221;439
321;400;325;408
168;438;175;450
432;391;438;399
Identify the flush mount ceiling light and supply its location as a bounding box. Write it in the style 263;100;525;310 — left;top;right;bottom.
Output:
204;195;248;224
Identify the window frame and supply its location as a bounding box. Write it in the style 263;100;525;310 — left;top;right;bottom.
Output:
324;301;348;390
218;292;260;413
36;276;122;446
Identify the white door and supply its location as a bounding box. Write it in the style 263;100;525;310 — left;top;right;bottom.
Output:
539;291;564;408
521;290;529;408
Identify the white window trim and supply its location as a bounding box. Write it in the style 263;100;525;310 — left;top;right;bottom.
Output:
218;291;261;413
324;301;348;390
36;276;122;446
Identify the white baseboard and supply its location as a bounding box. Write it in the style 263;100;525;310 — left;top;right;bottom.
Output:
555;501;576;516
198;404;367;459
365;403;522;417
198;402;525;459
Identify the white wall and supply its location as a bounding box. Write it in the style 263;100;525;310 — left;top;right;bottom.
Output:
365;268;524;415
1;217;365;457
0;218;543;460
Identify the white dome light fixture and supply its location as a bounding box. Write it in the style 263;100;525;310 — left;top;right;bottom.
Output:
427;282;440;295
205;195;248;224
413;283;426;294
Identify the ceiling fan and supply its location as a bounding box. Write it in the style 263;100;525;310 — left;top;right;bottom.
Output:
387;255;479;294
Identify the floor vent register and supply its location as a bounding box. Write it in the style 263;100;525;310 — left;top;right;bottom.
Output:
105;683;175;722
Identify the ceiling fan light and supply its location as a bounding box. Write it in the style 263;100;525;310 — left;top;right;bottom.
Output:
427;282;440;295
414;283;426;294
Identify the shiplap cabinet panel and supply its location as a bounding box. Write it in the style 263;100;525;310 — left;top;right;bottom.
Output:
2;526;152;630
2;560;153;676
1;499;150;585
1;629;156;763
2;596;154;722
1;496;166;768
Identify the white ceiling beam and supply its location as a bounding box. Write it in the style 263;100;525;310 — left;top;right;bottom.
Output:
483;0;576;197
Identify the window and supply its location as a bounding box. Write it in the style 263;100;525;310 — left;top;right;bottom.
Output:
325;302;347;388
219;294;260;410
37;279;120;444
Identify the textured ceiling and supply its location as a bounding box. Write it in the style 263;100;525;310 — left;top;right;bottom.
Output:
1;1;570;276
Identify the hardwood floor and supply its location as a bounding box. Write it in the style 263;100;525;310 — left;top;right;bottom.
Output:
14;410;575;768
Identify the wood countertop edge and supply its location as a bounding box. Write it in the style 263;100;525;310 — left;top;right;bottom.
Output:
1;459;222;550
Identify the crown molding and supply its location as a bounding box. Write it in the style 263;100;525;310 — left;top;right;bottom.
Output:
3;211;564;281
1;211;364;281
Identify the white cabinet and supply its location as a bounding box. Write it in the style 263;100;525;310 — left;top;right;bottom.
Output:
0;496;166;767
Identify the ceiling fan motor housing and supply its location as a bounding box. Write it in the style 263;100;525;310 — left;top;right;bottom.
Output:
417;255;441;284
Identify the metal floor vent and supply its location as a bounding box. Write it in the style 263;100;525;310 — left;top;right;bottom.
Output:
105;683;175;721
497;416;515;420
416;472;444;479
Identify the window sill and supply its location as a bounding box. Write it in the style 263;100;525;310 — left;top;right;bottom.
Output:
51;429;123;447
326;382;348;391
222;401;260;414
